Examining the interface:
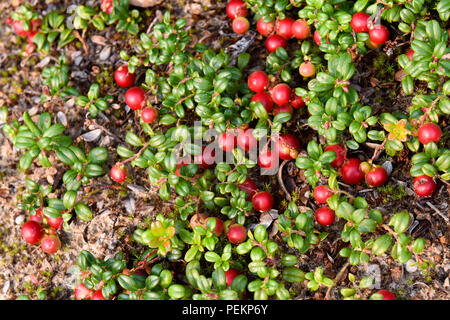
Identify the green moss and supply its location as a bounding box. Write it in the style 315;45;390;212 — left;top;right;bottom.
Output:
377;184;407;203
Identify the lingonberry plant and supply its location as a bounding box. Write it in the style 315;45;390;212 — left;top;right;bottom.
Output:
2;0;448;301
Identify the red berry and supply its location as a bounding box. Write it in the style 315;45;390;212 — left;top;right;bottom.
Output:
290;93;305;109
110;164;127;183
406;49;414;61
276;18;294;39
265;34;287;53
238;177;258;200
227;224;247;244
225;268;241;286
292;19;310;40
237;128;257;151
91;289;112;300
271;83;291;105
218;131;237;152
273;104;293;116
125;87;146;110
6;17;13;25
257;18;274;36
21;221;44;245
341;158;364;185
313;30;329;46
350;12;370;33
376;290;396;300
251;92;274;112
365;166;388;187
252;191;273;212
13;20;29;36
27;31;37;44
248;71;269;93
299;62;315;77
206;217;224;236
324;144;347;169
258;150;277;170
369;25;389;44
417;123;441;145
195;146;216;169
413;175;436;197
29;208;44;224
47;216;63;229
313;185;333;204
41;234;61;254
74;283;93;300
232;17;250;34
141;107;158;124
114;65;136;88
274;134;301;160
315;207;335;226
175;157;192;176
226;0;247;20
101;0;114;14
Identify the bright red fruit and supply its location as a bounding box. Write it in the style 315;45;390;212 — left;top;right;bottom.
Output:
313;30;329;46
226;0;247;20
141;107;158;124
290;93;305;109
265;34;287;53
273;104;293;116
276;18;294;39
257;18;274;36
369;25;389;44
218;131;237;152
313;185;333;204
350;12;370;33
125;87;146;110
27;32;37;44
110;164;127;183
41;234;61;254
299;62;315;77
47;216;63;229
114;65;136;88
227;224;247;244
341;158;364;185
101;0;114;14
258;150;277;170
292;19;310;39
232;17;250;34
237;129;257;151
91;289;112;300
275;134;300;160
74;283;93;300
248;71;269;93
12;20;30;36
324;144;347;169
271;83;291;105
413;175;436;197
365;166;388;187
315;207;335;226
22;221;44;245
406;49;414;61
225;268;241;286
251;92;274;112
252;191;273;212
206;217;224;236
376;290;396;300
417;123;441;145
238;177;258;200
195;146;216;168
29;208;44;223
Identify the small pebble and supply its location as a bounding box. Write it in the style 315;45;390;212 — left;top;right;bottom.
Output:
99;46;111;61
15;215;25;225
405;259;418;273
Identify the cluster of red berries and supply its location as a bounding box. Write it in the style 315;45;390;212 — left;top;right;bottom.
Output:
6;16;41;45
21;208;62;254
350;12;390;48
